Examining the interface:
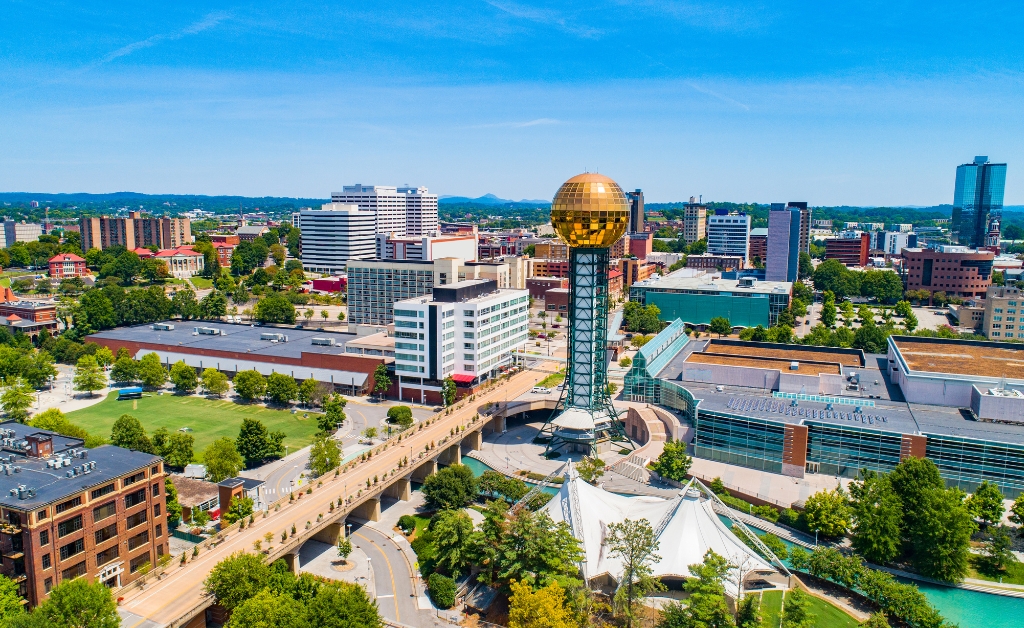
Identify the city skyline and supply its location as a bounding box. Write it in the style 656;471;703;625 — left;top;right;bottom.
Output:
2;3;1022;204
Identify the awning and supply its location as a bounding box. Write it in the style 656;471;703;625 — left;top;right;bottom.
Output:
450;373;476;385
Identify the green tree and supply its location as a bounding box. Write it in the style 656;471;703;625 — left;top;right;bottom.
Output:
966;480;1005;526
200;290;228;319
203;437;244;482
861;612;891;628
1010;493;1024;526
1;377;34;422
110;357;138;383
576;456;605;485
619;356;632;368
903;312;918;333
171;287;201;320
0;575;23;623
200;367;230;397
709;317;732;337
508;579;574;628
160;432;194;468
204;553;271;610
236;418;283;466
72;355;105;398
386;405;414;429
849;472;903;565
894;301;913;317
265;373;298;405
320;393;346;432
233;370;267;402
908;486;975;582
309;434;340;476
23;578;119;628
137;352;167;389
813;259;859;298
658;550;734;628
165;477;183;528
479;470;529;503
422;464;478;510
304;581;382;628
170;360;198;393
782;588;814;628
888;456;944;544
651;440;692;482
225;589;306;628
441;374;456;406
798;252;814;279
735;593;762;628
110;414;153;453
981;526;1017;574
297;378;318;407
820;291;837;328
427;573;456;609
94;346;114;369
605;518;664;628
30;409;97;446
430;510;476;576
803;488;851;539
372;363;391;400
223;496;254;525
253;293;296;324
487;508;583;590
337;537;353;563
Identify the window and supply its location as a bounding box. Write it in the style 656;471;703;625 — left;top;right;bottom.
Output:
96;545;119;567
129;553;151;574
154;503;161;517
125;489;147;509
93;501;116;523
59;538;84;561
126;510;147;529
123;472;146;488
463;310;473;316
464;332;474;339
36;509;47;521
151;464;160;475
55;497;81;515
57;516;82;538
464;354;475;361
155;524;162;538
95;523;117;545
464;321;475;328
90;484;115;500
44;578;52;593
41;554;50;569
39;530;49;546
127;530;149;551
151;483;160;497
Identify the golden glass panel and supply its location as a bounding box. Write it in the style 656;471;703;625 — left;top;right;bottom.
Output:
550;173;630;248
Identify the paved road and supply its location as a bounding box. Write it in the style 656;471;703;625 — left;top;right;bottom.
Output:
351;524;427;626
117;359;559;627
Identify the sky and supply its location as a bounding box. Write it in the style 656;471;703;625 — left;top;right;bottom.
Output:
2;1;1023;204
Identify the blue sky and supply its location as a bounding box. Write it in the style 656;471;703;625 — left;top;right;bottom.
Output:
2;1;1023;204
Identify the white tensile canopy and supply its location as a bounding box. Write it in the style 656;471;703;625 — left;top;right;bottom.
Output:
543;466;776;597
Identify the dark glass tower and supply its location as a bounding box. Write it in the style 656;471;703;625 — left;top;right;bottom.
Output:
952;157;1007;248
627;189;644;233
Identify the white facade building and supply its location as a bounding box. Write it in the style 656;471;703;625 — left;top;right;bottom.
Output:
374;232;478;262
299;203;376;274
707;213;751;263
330;184;439;237
392;279;529;403
2;221;42;248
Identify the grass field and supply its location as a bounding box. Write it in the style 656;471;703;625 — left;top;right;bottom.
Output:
536;369;566;388
67;392;322;461
189;277;214;289
761;590;783;628
756;589;858;628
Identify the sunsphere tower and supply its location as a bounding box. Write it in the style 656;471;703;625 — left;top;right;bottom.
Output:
540;173;633;455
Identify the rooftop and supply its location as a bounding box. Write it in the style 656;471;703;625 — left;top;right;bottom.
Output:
685;352;842;376
631;274;792;295
892;336;1024;382
704;340;864;367
170;475;219;507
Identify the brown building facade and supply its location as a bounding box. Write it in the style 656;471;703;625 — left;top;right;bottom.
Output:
903;247;994;300
824;233;870;267
686;254;744;270
80;212;191;252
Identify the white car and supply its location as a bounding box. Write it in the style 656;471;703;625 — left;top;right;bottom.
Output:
531;386;551;394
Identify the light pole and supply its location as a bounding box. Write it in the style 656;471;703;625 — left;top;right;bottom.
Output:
366;557;375;599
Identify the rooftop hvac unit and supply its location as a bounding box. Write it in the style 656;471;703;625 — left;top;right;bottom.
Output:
310;337;335;346
789;361;799;370
63;459;70;467
152;323;175;331
194;327;220;335
260;333;286;342
66;471;73;478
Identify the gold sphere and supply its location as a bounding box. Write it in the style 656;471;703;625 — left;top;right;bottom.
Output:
550;173;630;248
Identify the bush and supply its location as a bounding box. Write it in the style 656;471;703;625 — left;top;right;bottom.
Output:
778;508;806;531
428;572;456;609
398;515;416;535
751;504;780;522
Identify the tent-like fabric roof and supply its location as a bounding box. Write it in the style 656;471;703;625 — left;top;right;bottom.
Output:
544;466;774;597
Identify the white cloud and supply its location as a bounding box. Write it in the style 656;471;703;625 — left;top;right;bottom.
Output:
99;12;230;64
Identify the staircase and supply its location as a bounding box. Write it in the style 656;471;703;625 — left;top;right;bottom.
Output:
611;453;651;483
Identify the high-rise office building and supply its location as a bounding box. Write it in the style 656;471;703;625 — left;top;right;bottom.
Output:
299;203;376;274
627;189;644;233
330;185;439;236
2;221;42;247
952;157;1007;248
707;211;751;263
766;203;801;282
682;197;707;246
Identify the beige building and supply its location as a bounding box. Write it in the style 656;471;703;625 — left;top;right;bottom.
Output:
80;212;191;252
983;285;1024;340
683;198;707;246
534;241;569;260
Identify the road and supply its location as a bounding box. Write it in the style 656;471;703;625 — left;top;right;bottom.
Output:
351;524;425;626
117;359;558;627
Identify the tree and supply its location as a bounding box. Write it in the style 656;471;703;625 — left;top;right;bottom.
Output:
966;480;1005;526
422;464;478;510
1010;493;1024;526
651;440;692;482
709;317;732;337
820;291;837;328
619;356;632;368
803;488;851;539
441;374;457;406
200;368;230;397
165;477;182;528
24;578;119;628
110;414;153;453
200;290;228;319
903;312;918;333
236;418;283;466
0;575;23;623
1;377;34;422
508;579;573;628
253;293;296;324
30;409;95;445
72;355;105;398
430;510;476;576
204;553;271;611
428;573;456;609
908;486;975;582
160;432;194;468
813;259;859;298
94;346;114;369
605;518;663;628
894;300;913;318
224;589;307;628
110;357;138;383
320;393;346;432
623;301;663;334
479;470;529;503
297;378;318;407
981;526;1016;574
782;588;814;628
266;373;298;405
137;352;167;389
203;437;244;482
736;593;762;628
888;456;944;543
849;472;902;565
304;581;382;628
337;537;353;563
372;363;391;400
309;434;340;476
223;496;254;525
170;360;198;393
658;550;734;628
386;405;414;430
171;287;201;320
233;370;267;402
576;456;604;485
861;612;891;628
486;508;583;590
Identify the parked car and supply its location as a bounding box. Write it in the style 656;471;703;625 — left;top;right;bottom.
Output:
531;386;551;394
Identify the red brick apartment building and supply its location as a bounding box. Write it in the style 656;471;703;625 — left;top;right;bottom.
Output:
0;423;165;607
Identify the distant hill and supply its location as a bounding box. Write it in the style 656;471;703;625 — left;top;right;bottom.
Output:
440;194;548;206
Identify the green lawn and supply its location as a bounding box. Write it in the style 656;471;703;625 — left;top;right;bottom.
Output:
536;369;566;388
970;555;1024;585
190;276;214;289
761;590;783;628
756;589;858;628
67;392;322;461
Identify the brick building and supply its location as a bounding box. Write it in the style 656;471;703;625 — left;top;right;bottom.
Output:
903;247;994;301
526;259;570;279
0;288;57;336
526;277;568;300
47;254;88;279
533;241;568;260
544;288;569;313
621;259;656;290
0;422;166;607
824;233;870;267
80;212;190;252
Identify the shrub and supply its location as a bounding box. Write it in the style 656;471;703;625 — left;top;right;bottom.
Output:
778;508;805;530
751;504;781;522
428;573;456;609
398;515;416;535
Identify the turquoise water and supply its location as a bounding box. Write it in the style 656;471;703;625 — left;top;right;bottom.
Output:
460;456;560;496
723;516;1024;627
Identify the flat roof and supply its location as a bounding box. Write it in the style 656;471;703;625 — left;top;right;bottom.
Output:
704;341;864;367
685;352;842;376
892;336;1024;381
631;275;792;295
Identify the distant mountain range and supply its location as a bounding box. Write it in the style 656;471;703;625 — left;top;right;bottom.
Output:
439;194;549;205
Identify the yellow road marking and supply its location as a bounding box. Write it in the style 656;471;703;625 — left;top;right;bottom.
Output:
356;531;400;622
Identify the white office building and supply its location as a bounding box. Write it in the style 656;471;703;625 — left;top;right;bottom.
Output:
2;221;42;248
707;213;751;263
331;184;439;237
299;203;376;274
374;232;478;262
392;279;529;403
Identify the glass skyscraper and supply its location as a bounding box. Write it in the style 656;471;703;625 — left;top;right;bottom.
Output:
952;156;1007;247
